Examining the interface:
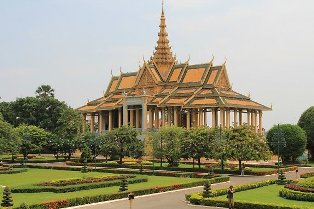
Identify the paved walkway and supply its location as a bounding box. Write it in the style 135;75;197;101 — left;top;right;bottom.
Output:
65;167;314;209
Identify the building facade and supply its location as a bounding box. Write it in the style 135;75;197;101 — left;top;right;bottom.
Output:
78;4;271;133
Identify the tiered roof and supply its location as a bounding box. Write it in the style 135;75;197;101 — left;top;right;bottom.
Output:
78;3;271;113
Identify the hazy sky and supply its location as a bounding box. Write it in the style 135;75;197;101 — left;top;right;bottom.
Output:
1;0;313;130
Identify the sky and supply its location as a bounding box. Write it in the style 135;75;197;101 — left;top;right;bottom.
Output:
0;0;314;130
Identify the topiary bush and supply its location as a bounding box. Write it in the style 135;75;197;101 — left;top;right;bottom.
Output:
1;186;13;207
203;181;212;198
119;178;128;192
277;169;287;185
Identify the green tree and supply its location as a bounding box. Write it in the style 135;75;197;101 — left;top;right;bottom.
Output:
53;107;82;159
298;106;314;159
267;124;307;163
1;186;13;207
35;84;55;98
110;126;143;164
152;126;185;167
0;101;15;124
226;125;272;170
81;132;103;160
0;118;21;158
99;132;118;162
15;125;51;159
181;127;215;169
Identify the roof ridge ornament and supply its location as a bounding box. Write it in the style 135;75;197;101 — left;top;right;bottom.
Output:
223;56;227;65
120;66;123;74
209;54;214;65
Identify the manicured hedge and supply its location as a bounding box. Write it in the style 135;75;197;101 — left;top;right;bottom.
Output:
37;175;135;187
186;194;304;209
296;176;314;189
285;183;314;193
0;168;28;174
279;188;314;202
15;180;208;209
12;177;147;193
213;180;276;197
300;172;314;179
187;180;306;209
66;161;297;176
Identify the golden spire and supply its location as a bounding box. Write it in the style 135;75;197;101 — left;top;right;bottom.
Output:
151;0;176;80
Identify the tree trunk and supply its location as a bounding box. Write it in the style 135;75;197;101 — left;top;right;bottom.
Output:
119;155;123;164
160;157;163;167
105;155;108;163
238;159;242;171
198;157;201;169
192;158;195;169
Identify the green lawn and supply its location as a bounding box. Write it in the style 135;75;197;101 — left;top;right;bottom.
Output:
213;184;314;209
0;168;203;206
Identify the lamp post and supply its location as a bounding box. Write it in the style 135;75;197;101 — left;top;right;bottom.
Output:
271;124;286;173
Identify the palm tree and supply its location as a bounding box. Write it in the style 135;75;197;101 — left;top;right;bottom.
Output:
35;85;55;98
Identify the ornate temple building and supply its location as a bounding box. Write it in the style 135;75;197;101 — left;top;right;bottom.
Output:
78;3;271;133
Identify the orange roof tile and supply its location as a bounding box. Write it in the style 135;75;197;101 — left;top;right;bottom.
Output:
166;98;187;104
169;68;182;82
183;68;205;83
192;99;216;105
111;94;123;99
79;105;97;111
151;97;162;103
118;76;136;89
226;99;260;107
109;79;118;93
221;90;237;95
161;88;172;94
200;89;212;95
151;68;161;82
176;89;195;94
207;70;218;84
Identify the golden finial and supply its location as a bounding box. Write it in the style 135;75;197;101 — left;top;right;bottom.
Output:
110;69;113;77
119;66;123;74
162;0;165;14
223;56;227;65
210;54;215;63
187;54;191;62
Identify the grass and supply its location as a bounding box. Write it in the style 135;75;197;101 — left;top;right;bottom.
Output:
0;168;203;207
213;184;314;209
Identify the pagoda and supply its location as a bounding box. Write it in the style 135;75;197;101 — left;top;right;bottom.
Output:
78;2;271;133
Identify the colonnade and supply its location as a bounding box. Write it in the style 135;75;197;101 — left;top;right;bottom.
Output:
82;106;263;134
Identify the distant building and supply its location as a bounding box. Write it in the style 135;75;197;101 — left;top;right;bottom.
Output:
78;3;271;133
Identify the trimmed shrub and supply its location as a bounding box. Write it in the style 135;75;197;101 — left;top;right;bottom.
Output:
37;175;135;187
11;177;147;193
300;172;314;179
279;187;314;202
1;187;13;207
119;179;128;192
203;181;212;198
0;168;28;174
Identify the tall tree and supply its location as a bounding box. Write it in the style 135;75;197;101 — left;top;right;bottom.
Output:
0;118;21;157
15;125;51;159
35;85;55;98
226;125;272;170
152;126;185;167
99;132;118;162
181;127;216;168
110;126;143;164
267;124;307;163
298;106;314;159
